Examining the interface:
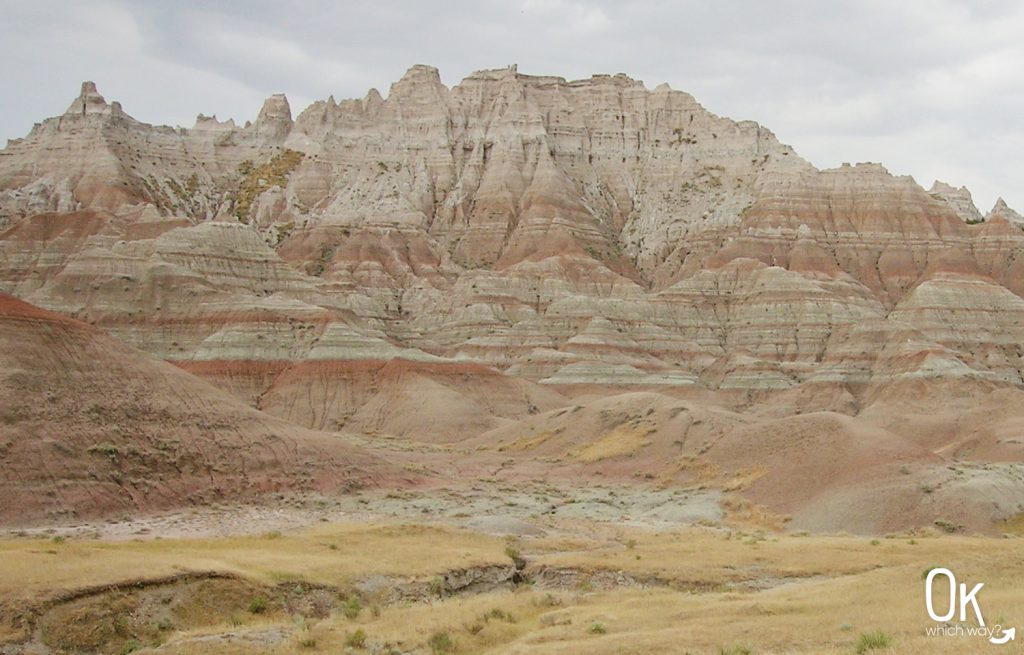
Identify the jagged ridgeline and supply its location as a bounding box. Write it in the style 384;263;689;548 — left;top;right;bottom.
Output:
4;65;1024;533
2;64;1023;398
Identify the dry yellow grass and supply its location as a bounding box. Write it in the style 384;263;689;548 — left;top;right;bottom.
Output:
502;429;557;452
0;523;507;603
573;425;653;462
4;523;1024;654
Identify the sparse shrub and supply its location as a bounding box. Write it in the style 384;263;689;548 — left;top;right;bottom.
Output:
112;615;129;636
345;628;367;648
504;543;526;568
719;646;752;655
484;607;515;623
248;596;268;614
119;639;141;655
855;630;891;653
342;596;361;619
87;442;119;459
427;630;454;655
428;575;447;598
625;538;637;550
297;636;317;649
589;622;607;634
870;539;880;546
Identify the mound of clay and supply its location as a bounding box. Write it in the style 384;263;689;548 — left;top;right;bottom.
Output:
0;294;400;524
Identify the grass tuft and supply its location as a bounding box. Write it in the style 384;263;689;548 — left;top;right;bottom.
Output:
855;629;891;653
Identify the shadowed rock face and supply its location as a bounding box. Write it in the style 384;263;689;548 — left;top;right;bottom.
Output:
1;65;1023;425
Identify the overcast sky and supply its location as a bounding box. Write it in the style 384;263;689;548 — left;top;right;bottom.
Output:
3;0;1022;211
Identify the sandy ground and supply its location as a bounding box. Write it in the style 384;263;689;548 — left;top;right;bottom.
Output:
4;482;723;542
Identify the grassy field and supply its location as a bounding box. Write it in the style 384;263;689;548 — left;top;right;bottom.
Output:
2;522;1023;654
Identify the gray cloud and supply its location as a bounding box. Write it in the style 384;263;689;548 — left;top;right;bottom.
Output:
1;0;1021;210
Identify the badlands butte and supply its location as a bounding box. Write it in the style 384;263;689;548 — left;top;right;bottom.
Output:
3;63;1024;538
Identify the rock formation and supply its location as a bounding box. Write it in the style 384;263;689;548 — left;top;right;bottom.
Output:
5;68;1022;410
3;66;1024;531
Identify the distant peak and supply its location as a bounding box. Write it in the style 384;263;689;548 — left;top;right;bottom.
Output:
986;197;1023;226
63;80;128;120
65;80;108;116
929;180;962;194
928;180;983;223
829;162;890;174
399;64;443;85
256;93;292;123
389;65;447;101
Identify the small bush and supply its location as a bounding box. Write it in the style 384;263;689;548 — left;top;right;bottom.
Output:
345;628;367;648
112;615;129;635
589;622;607;634
428;575;447;598
297;636;317;649
119;640;141;655
248;596;268;614
486;608;509;621
427;630;455;655
504;543;526;568
342;596;361;619
719;645;752;655
87;442;119;458
855;630;891;653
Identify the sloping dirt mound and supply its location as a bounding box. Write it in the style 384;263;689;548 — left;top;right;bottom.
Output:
0;294;403;525
475;390;1024;534
255;358;567;442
